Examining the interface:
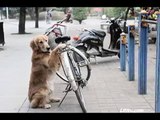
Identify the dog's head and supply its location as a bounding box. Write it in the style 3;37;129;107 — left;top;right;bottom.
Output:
30;35;50;53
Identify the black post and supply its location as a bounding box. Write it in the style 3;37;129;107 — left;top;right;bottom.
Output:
0;22;5;45
35;7;39;28
18;7;26;34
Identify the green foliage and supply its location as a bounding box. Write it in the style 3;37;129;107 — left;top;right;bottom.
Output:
104;7;127;18
72;7;88;24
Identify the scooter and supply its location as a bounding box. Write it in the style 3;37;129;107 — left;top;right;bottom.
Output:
72;18;123;62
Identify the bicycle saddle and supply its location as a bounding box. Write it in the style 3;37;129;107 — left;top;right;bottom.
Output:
91;29;106;38
55;36;71;44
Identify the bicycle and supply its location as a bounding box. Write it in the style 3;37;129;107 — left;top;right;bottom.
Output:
44;20;91;113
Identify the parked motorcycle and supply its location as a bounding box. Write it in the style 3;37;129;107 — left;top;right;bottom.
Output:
72;18;123;60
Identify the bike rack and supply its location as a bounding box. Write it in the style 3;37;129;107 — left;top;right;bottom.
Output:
119;11;160;112
139;12;160;112
138;11;149;95
142;19;157;24
155;12;160;112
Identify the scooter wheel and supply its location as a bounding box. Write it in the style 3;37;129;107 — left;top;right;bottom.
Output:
118;53;120;58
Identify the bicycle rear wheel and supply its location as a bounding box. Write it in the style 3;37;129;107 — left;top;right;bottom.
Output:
72;49;91;82
56;48;91;83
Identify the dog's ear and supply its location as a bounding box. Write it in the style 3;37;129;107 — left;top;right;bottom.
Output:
30;39;38;51
43;35;48;41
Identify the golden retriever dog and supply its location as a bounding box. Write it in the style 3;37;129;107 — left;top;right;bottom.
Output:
28;35;66;109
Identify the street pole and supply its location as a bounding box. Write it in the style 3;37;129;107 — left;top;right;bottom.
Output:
120;32;126;71
155;12;160;112
6;7;9;19
128;25;135;81
138;11;148;94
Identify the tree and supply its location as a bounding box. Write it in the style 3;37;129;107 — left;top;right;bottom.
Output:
104;7;127;18
63;7;69;14
72;7;88;24
27;7;35;20
35;7;39;28
18;7;26;34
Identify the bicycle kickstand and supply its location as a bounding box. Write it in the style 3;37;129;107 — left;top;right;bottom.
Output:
58;84;72;107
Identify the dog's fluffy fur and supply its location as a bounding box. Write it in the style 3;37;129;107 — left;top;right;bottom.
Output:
28;35;65;109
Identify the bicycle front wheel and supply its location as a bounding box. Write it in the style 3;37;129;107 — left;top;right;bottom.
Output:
67;52;87;113
75;85;87;113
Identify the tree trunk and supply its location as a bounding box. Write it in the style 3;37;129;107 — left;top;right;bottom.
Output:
35;7;39;28
42;7;46;11
79;20;82;24
123;7;130;33
18;7;26;34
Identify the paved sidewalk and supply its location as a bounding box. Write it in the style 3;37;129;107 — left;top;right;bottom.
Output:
0;19;155;113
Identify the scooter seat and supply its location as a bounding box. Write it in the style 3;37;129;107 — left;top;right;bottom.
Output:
91;29;106;38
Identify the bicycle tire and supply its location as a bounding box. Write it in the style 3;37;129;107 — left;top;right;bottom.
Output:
57;48;91;83
67;52;87;113
75;85;87;113
72;49;91;81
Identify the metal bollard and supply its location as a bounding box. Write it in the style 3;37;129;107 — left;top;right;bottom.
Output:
0;22;5;46
128;25;135;81
155;12;160;112
120;32;126;71
138;11;148;94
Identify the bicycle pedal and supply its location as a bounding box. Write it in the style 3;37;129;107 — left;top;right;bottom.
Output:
82;79;88;84
81;83;86;88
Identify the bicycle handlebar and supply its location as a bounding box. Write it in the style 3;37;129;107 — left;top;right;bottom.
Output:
57;20;63;24
44;19;67;36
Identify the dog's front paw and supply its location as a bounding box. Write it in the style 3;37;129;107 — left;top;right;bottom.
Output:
44;104;52;109
57;44;66;50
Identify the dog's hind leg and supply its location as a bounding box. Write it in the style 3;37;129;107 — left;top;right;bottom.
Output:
49;90;61;103
30;99;39;108
38;92;52;109
30;90;52;109
38;98;52;109
50;97;61;103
